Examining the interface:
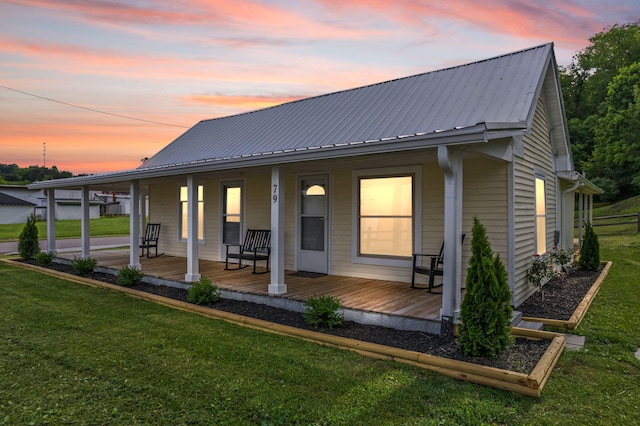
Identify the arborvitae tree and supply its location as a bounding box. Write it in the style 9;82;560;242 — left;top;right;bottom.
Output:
579;222;601;271
18;214;40;260
458;217;513;358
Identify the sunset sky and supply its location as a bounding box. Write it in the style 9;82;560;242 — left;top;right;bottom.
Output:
1;1;638;175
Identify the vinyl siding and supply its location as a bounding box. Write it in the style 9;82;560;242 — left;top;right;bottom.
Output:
512;96;557;306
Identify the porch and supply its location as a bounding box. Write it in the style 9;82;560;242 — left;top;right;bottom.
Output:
57;249;445;333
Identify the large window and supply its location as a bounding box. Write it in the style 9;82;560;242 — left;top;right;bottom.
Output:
179;185;204;241
222;183;242;244
358;175;413;257
535;177;546;255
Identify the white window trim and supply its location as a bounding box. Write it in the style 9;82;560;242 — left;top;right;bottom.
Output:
219;180;245;253
351;165;422;268
178;184;205;243
534;173;547;255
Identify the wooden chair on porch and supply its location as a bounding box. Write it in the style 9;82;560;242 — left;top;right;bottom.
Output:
411;234;465;293
140;223;162;258
224;229;271;274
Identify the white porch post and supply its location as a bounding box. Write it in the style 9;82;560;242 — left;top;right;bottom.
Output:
46;189;56;253
578;192;584;246
80;186;90;258
129;180;141;270
139;189;147;236
185;175;201;282
269;166;287;294
438;146;463;322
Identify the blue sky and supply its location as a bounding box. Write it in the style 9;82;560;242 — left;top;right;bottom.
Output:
1;0;638;174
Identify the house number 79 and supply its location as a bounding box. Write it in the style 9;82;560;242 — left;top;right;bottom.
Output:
273;184;278;203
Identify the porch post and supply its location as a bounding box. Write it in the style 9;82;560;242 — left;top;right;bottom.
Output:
269;166;287;294
438;146;463;322
46;189;56;253
578;192;584;246
129;180;141;270
185;175;201;282
139;188;147;235
80;186;90;258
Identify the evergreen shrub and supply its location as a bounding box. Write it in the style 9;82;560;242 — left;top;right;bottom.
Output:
458;217;513;358
18;214;40;260
579;222;601;271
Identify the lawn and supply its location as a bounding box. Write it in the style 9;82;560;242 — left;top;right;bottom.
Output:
1;233;639;425
0;216;129;242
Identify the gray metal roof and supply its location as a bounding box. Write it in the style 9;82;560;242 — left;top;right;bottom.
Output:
141;43;554;170
0;192;35;206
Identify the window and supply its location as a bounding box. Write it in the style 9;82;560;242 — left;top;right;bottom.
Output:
179;185;204;241
535;177;546;255
358;175;413;257
222;183;242;244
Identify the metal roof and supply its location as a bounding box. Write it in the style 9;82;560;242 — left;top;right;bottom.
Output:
141;43;554;170
0;192;35;206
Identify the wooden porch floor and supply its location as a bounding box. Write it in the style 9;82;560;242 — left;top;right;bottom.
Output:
59;250;443;323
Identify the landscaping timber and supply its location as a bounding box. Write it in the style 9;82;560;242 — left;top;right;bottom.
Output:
522;261;612;330
5;259;565;397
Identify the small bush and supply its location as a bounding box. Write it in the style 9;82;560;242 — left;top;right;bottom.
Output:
579;222;600;271
72;256;97;275
34;251;56;266
18;214;40;260
458;217;512;358
303;295;343;329
116;265;144;286
187;277;220;305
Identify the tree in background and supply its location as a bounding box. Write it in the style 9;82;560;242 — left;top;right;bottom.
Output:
18;214;40;260
458;217;512;358
560;21;640;200
589;63;640;199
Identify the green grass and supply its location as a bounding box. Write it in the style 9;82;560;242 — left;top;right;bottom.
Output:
578;196;640;236
1;234;639;424
0;216;129;242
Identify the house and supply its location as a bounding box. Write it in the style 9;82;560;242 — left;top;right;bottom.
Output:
29;43;601;323
0;185;103;224
0;190;36;224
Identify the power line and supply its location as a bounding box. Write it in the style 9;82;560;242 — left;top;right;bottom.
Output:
0;85;190;128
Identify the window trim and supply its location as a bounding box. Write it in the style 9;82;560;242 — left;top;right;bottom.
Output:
351;165;421;268
534;174;547;255
178;184;204;242
220;180;244;248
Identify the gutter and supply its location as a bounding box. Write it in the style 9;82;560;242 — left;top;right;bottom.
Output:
28;124;493;190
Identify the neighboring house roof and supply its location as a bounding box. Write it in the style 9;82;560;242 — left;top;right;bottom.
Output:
29;43;569;190
0;192;36;206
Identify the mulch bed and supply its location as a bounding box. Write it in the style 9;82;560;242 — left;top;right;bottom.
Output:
517;266;602;320
18;259;601;374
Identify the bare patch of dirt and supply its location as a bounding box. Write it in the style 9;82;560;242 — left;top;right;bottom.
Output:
17;259;600;374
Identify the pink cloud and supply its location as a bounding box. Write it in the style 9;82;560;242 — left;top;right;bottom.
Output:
183;93;308;109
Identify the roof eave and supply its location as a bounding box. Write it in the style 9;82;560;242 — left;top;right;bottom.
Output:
29;124;495;190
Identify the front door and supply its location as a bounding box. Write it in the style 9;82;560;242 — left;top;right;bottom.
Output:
298;176;328;274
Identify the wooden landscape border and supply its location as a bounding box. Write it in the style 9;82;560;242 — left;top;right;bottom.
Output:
522;261;612;331
5;259;565;397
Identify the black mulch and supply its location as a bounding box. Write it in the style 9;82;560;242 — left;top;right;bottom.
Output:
18;259;601;374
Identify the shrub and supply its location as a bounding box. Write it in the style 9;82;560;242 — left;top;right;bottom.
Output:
187;277;220;305
34;251;56;266
72;256;97;275
527;253;557;290
18;214;40;260
116;265;144;286
579;222;601;271
550;247;575;270
303;295;343;329
458;217;512;358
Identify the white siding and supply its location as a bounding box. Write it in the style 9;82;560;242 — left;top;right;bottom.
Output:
512;96;558;306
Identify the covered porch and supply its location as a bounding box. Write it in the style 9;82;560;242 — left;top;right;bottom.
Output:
57;249;445;333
